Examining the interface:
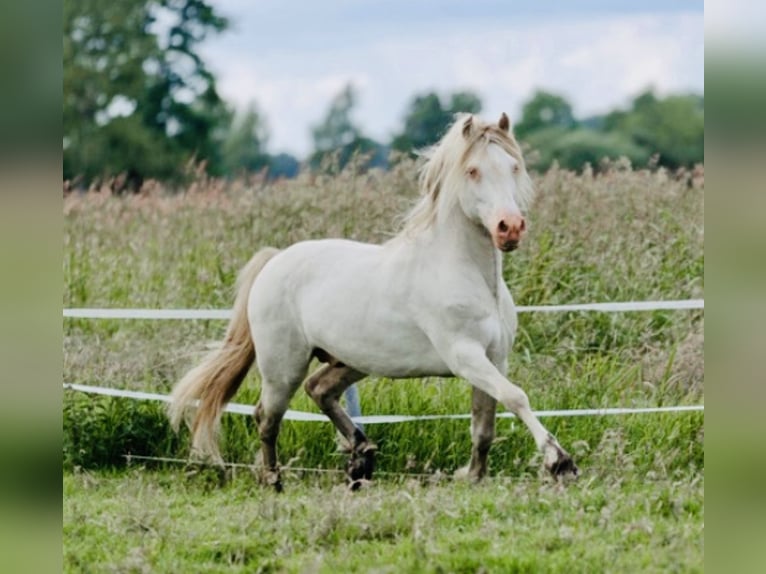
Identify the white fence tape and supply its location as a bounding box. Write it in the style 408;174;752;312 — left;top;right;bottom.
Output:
63;299;703;320
64;300;703;424
64;383;703;424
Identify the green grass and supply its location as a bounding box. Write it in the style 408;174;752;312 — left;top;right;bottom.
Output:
64;468;703;573
63;160;703;571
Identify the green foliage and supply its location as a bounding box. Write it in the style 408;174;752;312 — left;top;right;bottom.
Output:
267;153;301;179
515;90;576;139
218;104;302;180
311;85;360;154
525;127;651;172
391;90;483;155
221;104;270;176
64;394;185;468
604;90;704;168
309;85;388;172
63;0;229;187
516;89;703;172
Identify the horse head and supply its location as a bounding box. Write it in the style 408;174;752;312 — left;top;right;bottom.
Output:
456;113;533;252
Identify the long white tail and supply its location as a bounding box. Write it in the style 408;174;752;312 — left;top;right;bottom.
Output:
168;247;280;462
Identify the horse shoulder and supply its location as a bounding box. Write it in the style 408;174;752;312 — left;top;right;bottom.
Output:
498;282;518;343
411;282;499;354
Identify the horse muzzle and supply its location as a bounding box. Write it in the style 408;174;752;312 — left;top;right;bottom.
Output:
491;212;526;252
498;239;519;252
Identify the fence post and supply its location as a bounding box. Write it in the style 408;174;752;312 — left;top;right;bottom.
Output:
343;384;363;432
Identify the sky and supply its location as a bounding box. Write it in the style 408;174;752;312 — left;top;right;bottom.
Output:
198;0;704;158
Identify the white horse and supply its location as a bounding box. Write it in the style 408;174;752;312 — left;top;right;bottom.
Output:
169;113;577;490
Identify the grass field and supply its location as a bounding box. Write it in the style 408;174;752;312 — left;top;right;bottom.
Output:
63;159;704;572
64;469;702;573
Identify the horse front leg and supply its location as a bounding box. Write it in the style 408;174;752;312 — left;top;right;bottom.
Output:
455;387;496;482
304;362;375;489
448;342;578;478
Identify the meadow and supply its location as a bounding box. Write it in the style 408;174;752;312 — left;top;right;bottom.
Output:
63;158;704;572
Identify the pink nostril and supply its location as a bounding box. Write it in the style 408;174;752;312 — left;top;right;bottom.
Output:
498;220;509;233
520;218;526;232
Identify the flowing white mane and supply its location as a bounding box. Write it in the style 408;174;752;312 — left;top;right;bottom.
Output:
398;113;534;237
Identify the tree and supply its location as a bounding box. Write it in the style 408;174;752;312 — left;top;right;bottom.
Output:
524;127;650;171
63;0;229;188
311;85;360;155
604;90;704;168
221;105;270;176
267;153;301;179
310;85;387;171
391;90;483;155
514;90;576;139
448;91;483;116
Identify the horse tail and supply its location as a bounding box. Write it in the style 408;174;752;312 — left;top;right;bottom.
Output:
168;247;281;462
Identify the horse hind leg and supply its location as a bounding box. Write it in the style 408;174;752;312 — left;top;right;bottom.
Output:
455;387;496;482
254;374;305;492
304;359;374;490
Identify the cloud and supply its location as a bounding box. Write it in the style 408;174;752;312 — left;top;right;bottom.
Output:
201;6;703;157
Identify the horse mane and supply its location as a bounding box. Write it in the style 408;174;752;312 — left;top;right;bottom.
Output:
396;113;533;238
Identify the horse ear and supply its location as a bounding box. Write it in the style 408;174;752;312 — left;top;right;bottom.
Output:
462;116;474;138
498;112;511;132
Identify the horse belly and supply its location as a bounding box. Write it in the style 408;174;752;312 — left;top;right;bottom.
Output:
281;244;450;377
332;326;453;378
303;293;452;378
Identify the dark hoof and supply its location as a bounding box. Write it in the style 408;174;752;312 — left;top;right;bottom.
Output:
348;478;372;492
548;454;579;477
346;443;377;484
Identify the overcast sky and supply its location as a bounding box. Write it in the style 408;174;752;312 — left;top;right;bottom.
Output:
198;0;704;158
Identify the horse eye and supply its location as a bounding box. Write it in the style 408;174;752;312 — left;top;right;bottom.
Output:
512;164;520;175
467;167;479;179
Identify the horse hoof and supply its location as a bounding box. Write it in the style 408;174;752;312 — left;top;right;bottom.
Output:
346;456;374;481
348;478;372;492
346;443;377;482
453;465;484;483
547;453;578;478
453;466;469;480
260;468;283;492
543;434;578;478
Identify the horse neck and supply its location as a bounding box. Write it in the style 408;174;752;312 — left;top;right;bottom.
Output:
429;200;502;298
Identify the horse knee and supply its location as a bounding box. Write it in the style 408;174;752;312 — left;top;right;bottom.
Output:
305;366;346;410
474;428;495;452
304;374;320;401
500;387;531;414
305;378;332;410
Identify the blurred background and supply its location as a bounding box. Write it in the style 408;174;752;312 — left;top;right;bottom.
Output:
63;0;704;190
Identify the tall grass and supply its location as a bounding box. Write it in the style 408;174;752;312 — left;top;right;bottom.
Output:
63;158;703;477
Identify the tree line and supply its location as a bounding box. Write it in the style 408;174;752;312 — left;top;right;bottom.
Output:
64;0;703;190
